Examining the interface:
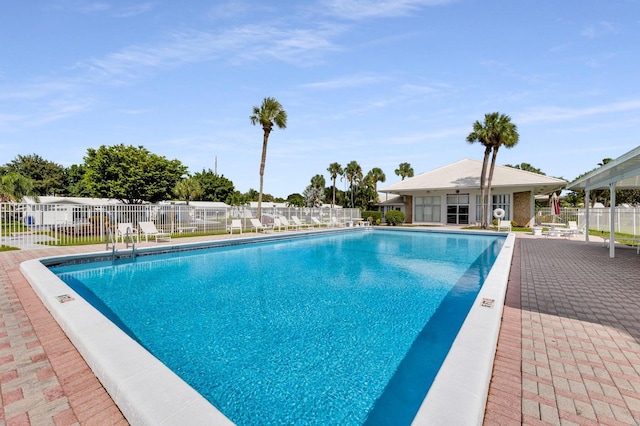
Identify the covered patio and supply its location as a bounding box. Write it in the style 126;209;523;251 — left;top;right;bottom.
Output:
567;145;640;258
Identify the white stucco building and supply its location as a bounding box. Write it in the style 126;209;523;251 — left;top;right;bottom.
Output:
379;159;567;226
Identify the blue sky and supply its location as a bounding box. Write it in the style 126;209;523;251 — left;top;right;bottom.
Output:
1;1;639;198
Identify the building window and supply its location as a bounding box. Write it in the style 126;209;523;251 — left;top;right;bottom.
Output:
476;194;511;221
414;196;441;222
446;194;469;225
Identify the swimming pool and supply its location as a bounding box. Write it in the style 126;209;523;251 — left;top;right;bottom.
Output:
21;228;515;425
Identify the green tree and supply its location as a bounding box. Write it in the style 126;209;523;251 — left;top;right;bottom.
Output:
304;174;326;207
504;163;545;175
286;193;305;207
226;190;249;206
366;167;386;195
344;160;362;208
173;177;203;205
250;97;287;219
82;144;187;204
245;188;260;201
327;162;343;208
64;164;90;197
3;154;66;196
0;172;38;202
394;162;414;181
467;112;519;228
192;169;235;202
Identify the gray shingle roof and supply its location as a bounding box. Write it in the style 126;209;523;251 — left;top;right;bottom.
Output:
380;158;566;195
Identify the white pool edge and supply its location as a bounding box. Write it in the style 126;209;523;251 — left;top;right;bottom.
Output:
19;228;515;425
412;231;515;425
20;258;233;426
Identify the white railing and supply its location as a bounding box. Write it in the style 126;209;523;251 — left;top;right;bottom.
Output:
535;207;640;236
0;203;363;249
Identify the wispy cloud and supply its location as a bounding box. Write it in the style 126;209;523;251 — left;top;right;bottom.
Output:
301;73;388;89
321;0;455;20
581;21;619;39
517;100;640;123
113;3;155;18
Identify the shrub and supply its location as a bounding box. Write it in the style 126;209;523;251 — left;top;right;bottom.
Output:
362;210;382;225
385;210;405;226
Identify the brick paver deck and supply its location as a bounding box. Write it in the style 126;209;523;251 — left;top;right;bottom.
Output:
1;233;639;425
485;237;640;425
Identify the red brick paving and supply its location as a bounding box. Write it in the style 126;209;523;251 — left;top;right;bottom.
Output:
485;236;640;425
2;233;640;425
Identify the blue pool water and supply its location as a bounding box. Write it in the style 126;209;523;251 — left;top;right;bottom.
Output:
51;229;504;425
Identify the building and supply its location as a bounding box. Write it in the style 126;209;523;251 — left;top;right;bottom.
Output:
379;159;566;226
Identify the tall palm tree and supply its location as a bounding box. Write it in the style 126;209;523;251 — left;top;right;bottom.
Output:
366;167;386;200
466;112;518;228
250;97;287;218
327;162;343;208
485;113;519;224
173;177;203;205
344;160;362;208
394;162;414;181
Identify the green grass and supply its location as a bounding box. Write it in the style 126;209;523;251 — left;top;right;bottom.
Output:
0;245;20;252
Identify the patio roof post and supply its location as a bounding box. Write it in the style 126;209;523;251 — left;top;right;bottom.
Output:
609;182;617;258
584;189;590;243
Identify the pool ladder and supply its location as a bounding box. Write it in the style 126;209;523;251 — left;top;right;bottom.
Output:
123;226;137;261
105;227;137;264
106;228;117;263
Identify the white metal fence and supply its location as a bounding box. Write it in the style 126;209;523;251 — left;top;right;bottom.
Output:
0;203;364;249
536;207;640;236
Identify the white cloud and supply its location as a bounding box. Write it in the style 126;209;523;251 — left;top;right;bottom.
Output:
301;73;388;89
517;100;640;124
321;0;455;20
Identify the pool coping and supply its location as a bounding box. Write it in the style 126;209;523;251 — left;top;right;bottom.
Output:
19;227;514;425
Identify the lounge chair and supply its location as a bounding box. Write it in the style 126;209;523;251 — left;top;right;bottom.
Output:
138;221;171;242
273;217;284;232
497;220;512;232
329;217;345;228
117;222;138;243
291;216;312;230
227;219;242;234
558;221;581;238
279;217;299;231
250;218;272;233
311;216;329;227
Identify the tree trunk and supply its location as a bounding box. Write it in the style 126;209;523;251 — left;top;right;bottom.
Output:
486;146;500;226
257;129;270;219
480;146;491;228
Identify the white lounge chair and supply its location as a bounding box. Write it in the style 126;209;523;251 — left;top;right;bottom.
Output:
272;217;285;232
291;216;312;230
497;220;512;232
329;217;344;228
138;221;171;242
250;218;272;233
558;221;581;238
227;219;242;234
279;217;299;231
311;216;329;227
117;222;138;243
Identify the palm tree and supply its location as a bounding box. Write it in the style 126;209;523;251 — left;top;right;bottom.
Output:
466;112;518;228
326;162;343;208
0;172;38;202
173;177;203;205
250;97;287;219
344;160;362;208
366;167;386;201
394;162;414;180
485;114;519;224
